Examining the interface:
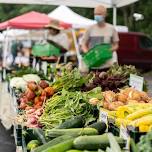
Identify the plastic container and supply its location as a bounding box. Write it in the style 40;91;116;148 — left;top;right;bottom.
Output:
32;43;60;57
127;126;146;143
108;119;146;143
83;44;112;68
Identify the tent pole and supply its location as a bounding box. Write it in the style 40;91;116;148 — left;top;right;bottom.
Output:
113;5;117;26
71;29;81;63
2;27;10;80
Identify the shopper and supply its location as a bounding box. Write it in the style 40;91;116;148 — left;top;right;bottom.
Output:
47;23;70;51
81;5;119;69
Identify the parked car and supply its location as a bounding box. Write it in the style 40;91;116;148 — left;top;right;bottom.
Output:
118;32;152;69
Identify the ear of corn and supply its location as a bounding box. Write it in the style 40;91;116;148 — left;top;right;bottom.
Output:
116;106;134;119
126;108;152;121
139;125;150;132
129;115;152;126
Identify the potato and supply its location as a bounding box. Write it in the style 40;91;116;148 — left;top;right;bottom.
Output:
116;93;127;103
140;91;149;101
127;99;139;104
103;91;116;102
131;91;141;101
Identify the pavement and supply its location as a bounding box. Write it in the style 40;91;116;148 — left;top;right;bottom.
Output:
0;82;16;152
0;122;16;152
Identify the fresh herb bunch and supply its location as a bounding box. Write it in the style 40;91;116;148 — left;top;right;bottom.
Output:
107;63;138;77
52;68;93;91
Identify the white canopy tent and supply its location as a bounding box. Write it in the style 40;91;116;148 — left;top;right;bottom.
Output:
0;0;139;25
48;5;96;28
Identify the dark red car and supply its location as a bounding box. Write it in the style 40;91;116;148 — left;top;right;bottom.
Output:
118;32;152;69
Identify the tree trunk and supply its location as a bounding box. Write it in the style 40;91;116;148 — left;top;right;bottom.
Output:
121;6;128;27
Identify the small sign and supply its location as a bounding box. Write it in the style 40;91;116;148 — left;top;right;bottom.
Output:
120;125;129;140
120;125;130;150
129;74;144;91
99;110;108;124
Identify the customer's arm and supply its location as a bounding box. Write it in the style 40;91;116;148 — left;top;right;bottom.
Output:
81;28;90;53
111;41;119;52
111;27;119;52
81;43;89;53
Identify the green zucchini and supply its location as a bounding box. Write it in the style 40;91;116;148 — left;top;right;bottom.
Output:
27;140;40;151
42;138;74;152
73;133;125;150
66;150;83;152
130;138;138;152
32;128;46;144
45;128;98;138
58;116;85;129
87;122;107;134
32;135;73;152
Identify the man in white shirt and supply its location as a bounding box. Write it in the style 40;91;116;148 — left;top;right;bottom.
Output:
82;5;119;69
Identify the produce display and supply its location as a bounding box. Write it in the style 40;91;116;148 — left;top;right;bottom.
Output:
99;87;152;133
39;88;102;129
7;64;152;152
7;67;48;81
102;87;151;111
81;64;139;92
17;80;55;128
52;68;93;91
137;129;152;152
23;120;125;152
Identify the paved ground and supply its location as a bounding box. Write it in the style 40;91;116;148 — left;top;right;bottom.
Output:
0;122;16;152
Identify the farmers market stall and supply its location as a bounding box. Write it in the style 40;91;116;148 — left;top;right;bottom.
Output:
5;63;152;152
0;11;71;80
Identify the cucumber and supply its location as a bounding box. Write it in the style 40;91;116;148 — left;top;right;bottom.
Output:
58;116;85;129
130;138;138;152
32;128;46;144
73;133;125;150
87;121;107;134
42;138;74;152
32;135;73;152
46;128;98;138
66;150;83;152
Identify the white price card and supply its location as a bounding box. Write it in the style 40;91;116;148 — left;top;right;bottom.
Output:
99;110;108;124
120;125;129;140
129;74;144;91
120;125;130;150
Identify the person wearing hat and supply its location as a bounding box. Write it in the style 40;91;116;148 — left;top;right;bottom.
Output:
81;5;119;69
46;21;70;52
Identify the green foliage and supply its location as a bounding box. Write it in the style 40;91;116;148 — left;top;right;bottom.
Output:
0;1;152;36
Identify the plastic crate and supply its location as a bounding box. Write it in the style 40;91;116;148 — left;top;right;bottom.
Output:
127;126;146;143
83;44;112;68
32;43;60;57
108;120;146;143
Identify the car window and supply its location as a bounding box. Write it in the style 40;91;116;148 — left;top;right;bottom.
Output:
139;36;152;49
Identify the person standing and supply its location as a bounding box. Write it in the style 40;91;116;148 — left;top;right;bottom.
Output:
82;5;119;69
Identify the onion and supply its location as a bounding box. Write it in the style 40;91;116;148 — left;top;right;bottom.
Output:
25;89;35;100
39;80;49;89
27;81;38;91
26;109;36;115
27;116;37;124
19;101;27;109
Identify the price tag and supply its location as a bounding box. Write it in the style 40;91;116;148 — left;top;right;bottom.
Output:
120;125;130;150
129;74;144;91
120;125;129;140
99;110;108;124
